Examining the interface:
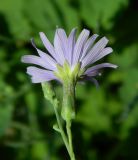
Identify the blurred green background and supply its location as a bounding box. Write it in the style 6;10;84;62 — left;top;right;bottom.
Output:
0;0;138;159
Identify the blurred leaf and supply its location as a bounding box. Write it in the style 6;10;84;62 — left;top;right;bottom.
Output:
0;105;13;137
31;141;50;160
54;0;80;31
79;0;128;31
25;90;37;113
0;48;11;75
0;82;14;137
119;68;138;104
25;0;60;36
110;43;138;69
0;0;31;40
76;85;111;133
120;103;138;139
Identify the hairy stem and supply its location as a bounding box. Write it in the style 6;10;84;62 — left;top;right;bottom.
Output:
62;80;76;160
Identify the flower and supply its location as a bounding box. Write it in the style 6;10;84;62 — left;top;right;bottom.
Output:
21;28;117;86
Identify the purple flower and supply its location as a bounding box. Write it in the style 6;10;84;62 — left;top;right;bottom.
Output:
21;28;117;85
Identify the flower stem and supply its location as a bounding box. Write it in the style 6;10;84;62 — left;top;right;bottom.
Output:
61;80;76;160
61;81;75;121
52;102;70;154
66;120;75;160
41;83;70;155
42;82;76;160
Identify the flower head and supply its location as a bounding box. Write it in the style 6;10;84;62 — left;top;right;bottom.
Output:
21;28;117;86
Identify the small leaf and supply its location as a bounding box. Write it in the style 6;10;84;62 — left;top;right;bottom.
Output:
41;82;56;102
53;123;60;133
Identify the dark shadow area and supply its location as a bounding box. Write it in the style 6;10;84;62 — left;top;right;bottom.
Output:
110;0;138;51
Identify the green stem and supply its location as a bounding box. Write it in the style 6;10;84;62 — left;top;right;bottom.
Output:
66;120;75;160
62;80;76;160
42;82;76;160
41;83;70;155
52;101;70;155
61;81;75;121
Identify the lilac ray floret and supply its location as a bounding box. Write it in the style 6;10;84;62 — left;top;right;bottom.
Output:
39;32;57;60
72;29;90;65
54;29;66;65
85;77;100;88
21;55;56;71
57;29;68;60
27;66;57;83
83;70;101;77
84;63;117;76
67;28;77;65
80;34;99;61
91;47;113;64
81;37;109;68
31;39;57;70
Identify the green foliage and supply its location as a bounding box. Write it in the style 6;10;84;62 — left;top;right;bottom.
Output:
0;0;138;159
76;86;111;133
80;0;128;31
0;0;31;40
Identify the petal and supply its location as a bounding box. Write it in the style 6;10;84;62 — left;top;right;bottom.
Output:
80;34;99;61
72;29;90;65
39;32;57;59
67;28;77;65
81;37;108;68
54;29;66;65
83;70;101;77
85;63;118;75
83;77;99;88
31;39;57;70
21;55;55;71
27;66;57;83
91;78;99;88
92;47;113;64
88;77;99;88
57;28;68;59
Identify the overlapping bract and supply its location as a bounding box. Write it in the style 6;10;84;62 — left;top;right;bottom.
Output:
21;28;117;84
